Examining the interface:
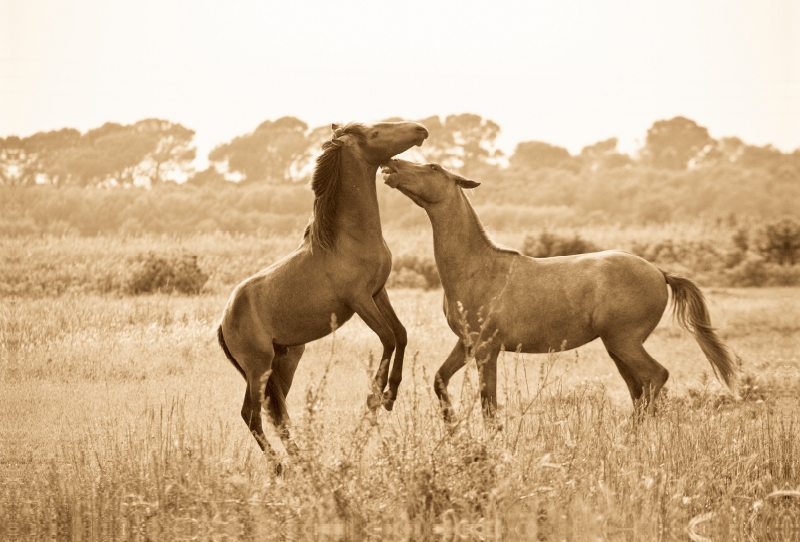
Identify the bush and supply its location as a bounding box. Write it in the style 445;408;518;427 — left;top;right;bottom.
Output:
390;254;441;289
521;231;600;258
724;253;770;287
723;254;800;287
125;252;209;294
755;216;800;266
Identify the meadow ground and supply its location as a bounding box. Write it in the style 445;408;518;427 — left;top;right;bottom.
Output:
1;233;799;541
0;289;800;540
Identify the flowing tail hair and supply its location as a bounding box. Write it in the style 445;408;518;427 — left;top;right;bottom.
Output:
662;271;738;391
217;325;287;423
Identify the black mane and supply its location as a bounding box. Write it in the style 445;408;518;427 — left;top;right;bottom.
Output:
303;123;367;251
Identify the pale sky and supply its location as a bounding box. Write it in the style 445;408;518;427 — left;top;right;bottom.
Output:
2;0;799;168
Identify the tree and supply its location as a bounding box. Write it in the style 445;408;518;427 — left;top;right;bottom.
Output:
186;166;226;186
133;119;196;184
510;140;573;171
209;116;311;183
417;113;501;176
579;138;632;170
641;116;715;170
0;136;25;185
59;122;157;186
14;120;197;187
0;129;81;185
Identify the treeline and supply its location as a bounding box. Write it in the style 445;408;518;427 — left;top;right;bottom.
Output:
2;162;796;236
1;114;798;234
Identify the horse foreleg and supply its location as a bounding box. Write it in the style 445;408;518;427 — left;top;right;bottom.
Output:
373;287;407;409
475;343;501;421
435;340;469;424
351;296;399;411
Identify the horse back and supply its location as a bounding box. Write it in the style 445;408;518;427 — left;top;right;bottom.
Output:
492;251;668;351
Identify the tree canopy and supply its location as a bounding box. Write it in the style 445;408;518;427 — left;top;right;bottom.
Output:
208;117;310;184
0;119;195;186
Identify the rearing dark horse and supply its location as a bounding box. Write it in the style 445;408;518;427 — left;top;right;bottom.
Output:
218;121;428;457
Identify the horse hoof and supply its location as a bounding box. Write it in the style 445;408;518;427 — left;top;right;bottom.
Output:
366;393;382;412
275;462;284;476
382;391;395;411
285;440;300;456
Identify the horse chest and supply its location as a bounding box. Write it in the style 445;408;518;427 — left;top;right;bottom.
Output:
329;246;392;291
442;291;496;338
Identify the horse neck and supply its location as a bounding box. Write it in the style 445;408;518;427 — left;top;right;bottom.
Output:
333;150;384;245
427;194;497;285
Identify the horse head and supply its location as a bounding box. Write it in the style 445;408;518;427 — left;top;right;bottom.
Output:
329;121;428;165
381;158;480;207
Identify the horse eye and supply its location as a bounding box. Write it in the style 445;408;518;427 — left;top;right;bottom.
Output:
429;165;437;171
371;131;379;139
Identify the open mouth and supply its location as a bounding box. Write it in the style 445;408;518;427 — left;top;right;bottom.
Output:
380;159;399;174
380;160;401;188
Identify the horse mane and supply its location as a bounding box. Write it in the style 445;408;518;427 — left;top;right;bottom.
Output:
303;123;368;251
463;192;520;256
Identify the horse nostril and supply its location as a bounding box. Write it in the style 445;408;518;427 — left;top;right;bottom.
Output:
416;126;429;137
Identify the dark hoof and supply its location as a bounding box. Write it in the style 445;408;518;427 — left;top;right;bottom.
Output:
441;408;456;425
285;440;299;456
275;462;284;476
382;391;395;411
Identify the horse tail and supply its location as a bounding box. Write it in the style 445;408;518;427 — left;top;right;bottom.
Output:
217;325;245;379
662;271;737;390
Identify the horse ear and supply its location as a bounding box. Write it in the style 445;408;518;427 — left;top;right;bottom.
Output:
331;123;345;139
455;176;480;189
336;134;355;147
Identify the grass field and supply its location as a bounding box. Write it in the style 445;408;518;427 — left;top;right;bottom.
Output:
2;233;799;541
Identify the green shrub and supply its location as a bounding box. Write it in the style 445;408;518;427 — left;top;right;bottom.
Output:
125;252;209;294
521;230;600;258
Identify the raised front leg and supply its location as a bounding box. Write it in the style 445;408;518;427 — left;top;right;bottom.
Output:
434;340;469;423
349;294;399;412
373;287;407;410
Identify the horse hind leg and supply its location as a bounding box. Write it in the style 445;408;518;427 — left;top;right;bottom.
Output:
264;344;304;456
602;337;669;413
238;346;277;455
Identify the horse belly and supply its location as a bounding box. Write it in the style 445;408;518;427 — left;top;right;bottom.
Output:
227;257;355;347
498;313;599;354
268;289;354;345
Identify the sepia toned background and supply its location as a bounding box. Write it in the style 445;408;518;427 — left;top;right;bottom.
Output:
2;1;799;540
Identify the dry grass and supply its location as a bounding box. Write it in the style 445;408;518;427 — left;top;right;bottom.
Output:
0;223;746;298
2;276;799;540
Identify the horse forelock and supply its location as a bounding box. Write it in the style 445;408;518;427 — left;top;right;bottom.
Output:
307;123;368;251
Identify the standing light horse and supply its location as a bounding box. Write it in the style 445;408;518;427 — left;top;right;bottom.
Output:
218;121;428;459
381;158;737;421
